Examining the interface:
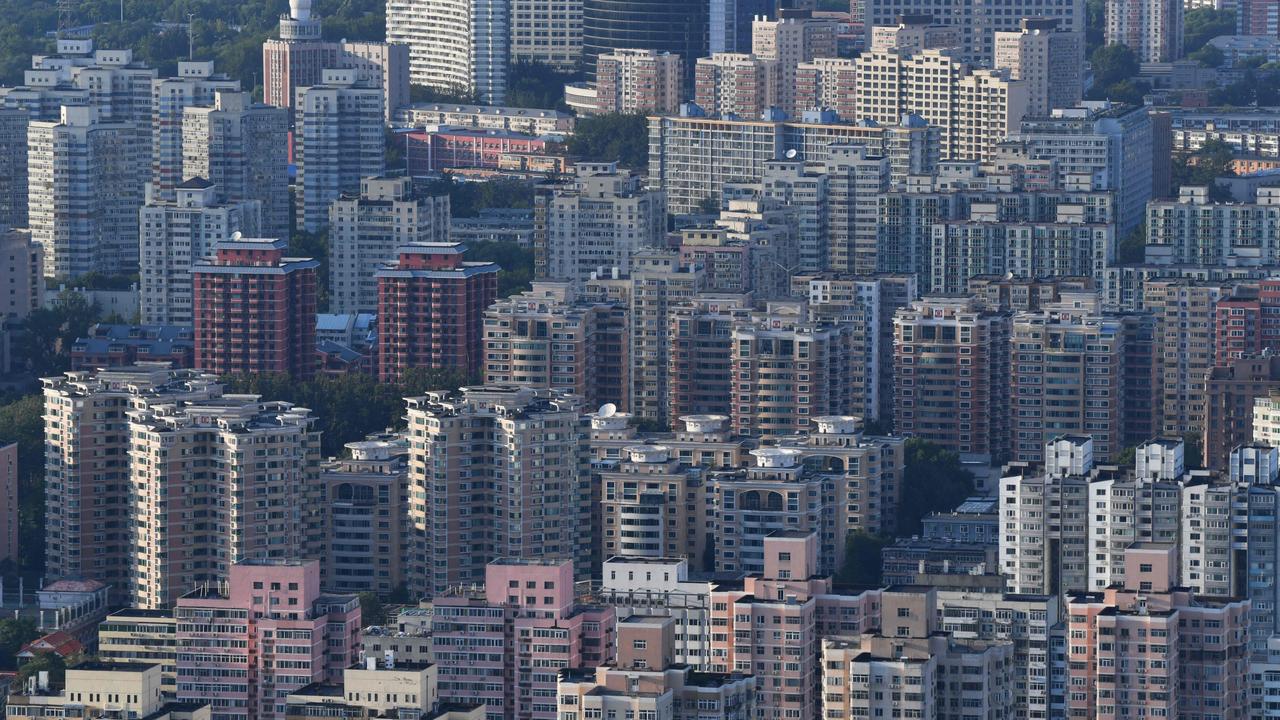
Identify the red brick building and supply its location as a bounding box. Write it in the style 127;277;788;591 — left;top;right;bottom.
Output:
1215;279;1280;366
405;128;554;173
193;238;319;379
375;243;498;382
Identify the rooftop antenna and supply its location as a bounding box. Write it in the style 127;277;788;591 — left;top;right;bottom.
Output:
56;0;75;37
187;13;196;60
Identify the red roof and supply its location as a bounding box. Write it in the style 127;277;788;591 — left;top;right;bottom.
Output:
19;631;83;658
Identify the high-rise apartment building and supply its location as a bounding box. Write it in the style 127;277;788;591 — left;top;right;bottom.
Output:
1203;354;1280;470
192;238;319;379
1010;309;1127;463
329;177;450;315
581;0;707;82
1;230;42;321
792;57;857;120
993;18;1083;116
96;610;178;697
1105;0;1182;61
0;443;15;564
483;282;629;408
150;62;239;201
862;0;1084;62
316;437;411;596
176;559;361;720
894;296;1011;457
424;558;615;720
751;11;838;116
1;40;156;124
375;243;498;382
386;0;509;103
598;444;709;564
1144;279;1229;437
42;366;322;607
622;251;706;421
509;0;582;70
140;179;261;326
693;53;779;118
1004;102;1153;233
760;158;829;272
404;387;591;596
535;162;666;282
558;615;756;720
1148;186;1280;266
826;144;891;274
295;69;385;233
28;105;145;279
1065;545;1249;720
182;91;291;239
594;49;683;115
668;294;754;423
0;109;28;229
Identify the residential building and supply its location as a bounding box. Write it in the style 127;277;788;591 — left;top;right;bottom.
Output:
599;445;709;565
316;437;411;596
395;103;574;136
329;177;450;315
596;556;718;668
1105;0;1182;61
70;324;195;370
149;62;239;202
826;144;890;274
557;616;756;720
594;49;682;115
140;179;261;326
1204;354;1280;470
862;0;1085;62
193;238;319;379
1003;102;1153;233
97;609;178;697
792;57;857;120
28;105;145;279
893;296;1012;456
284;660;444;720
1065;545;1249;720
751;11;839;118
403;387;591;595
693;53;779;119
759;159;828;272
295;70;385;233
176;559;361;720
0;443;14;564
581;0;707;83
535;162;666;282
374;243;498;382
1147;186;1280;267
509;0;581;70
1;39;156;125
482;282;629;409
5;663;207;720
0;109;28;228
386;0;509;103
1;230;42;320
182;91;291;239
623;252;707;421
423;559;615;720
668;294;754;423
1144;279;1229;436
992;18;1084;116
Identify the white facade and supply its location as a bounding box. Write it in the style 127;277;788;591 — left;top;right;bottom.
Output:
540;163;666;282
295;70;385;233
386;0;508;103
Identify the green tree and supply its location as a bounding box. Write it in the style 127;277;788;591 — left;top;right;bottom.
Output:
465;241;533;297
896;438;977;536
1188;44;1225;68
1117;222;1146;264
1184;8;1235;54
506;60;581;110
418;176;537;218
0;618;39;671
359;592;387;626
17;652;67;687
836;532;891;587
1088;44;1140;93
288;230;329;311
14;291;102;377
567;114;649;169
1172;138;1237;195
0;395;49;577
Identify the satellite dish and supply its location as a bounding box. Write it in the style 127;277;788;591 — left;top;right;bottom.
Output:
599;403;617;418
785;149;798;159
231;231;243;241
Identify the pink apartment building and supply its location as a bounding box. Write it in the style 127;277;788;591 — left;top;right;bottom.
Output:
176;559;362;720
426;559;616;720
1066;544;1250;720
708;532;881;720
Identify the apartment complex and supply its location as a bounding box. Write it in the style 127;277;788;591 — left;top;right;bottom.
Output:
375;243;498;382
386;0;508;103
992;18;1084;116
294;70;385;233
192;238;319;379
594;49;682;115
329;177;451;315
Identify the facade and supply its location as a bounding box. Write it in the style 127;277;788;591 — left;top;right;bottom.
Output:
70;324;195;370
140;179;260;326
374;243;498;382
1144;279;1228;437
509;0;582;69
0;443;15;564
395;103;574;135
792;57;857;120
581;0;707;81
0;109;28;229
893;296;1011;457
1147;186;1280;267
5;664;206;720
28;105;145;279
96;609;178;697
295;70;385;233
1;229;42;320
182;91;291;239
404;128;561;174
751;12;839;118
535;163;666;282
316;438;411;595
668;294;754;423
192;238;319;380
1204;355;1280;470
594;49;682;115
1105;0;1182;62
176;559;361;720
403;387;591;595
149;61;239;202
386;0;509;103
329;177;450;315
482;282;630;408
992;18;1084;117
693;53;779;119
862;0;1084;62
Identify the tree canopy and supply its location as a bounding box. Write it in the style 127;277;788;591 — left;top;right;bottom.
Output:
896;438;977;536
1184;8;1236;55
567;114;649;170
1087;45;1148;103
